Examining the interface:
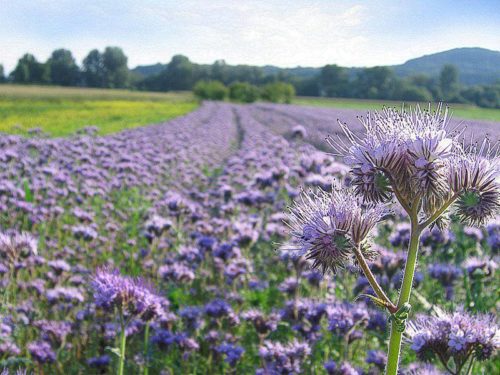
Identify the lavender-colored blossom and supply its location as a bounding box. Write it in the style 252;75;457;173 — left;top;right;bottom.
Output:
34;320;72;344
204;299;232;319
462;256;497;277
179;306;203;331
91;268;165;321
27;340;56;364
0;231;37;262
258;339;311;374
407;308;499;364
47;260;71;274
241;309;280;335
71;225;98;241
401;363;444;375
285;187;386;274
327;302;369;339
87;355;111;368
324;360;360;375
366;350;387;370
428;263;461;300
330;105;500;225
158;263;195;283
215;343;244;367
46;287;84;304
486;221;500;253
463;226;483;242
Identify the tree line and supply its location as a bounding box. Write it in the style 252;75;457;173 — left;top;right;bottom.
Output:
0;48;498;108
1;47;130;89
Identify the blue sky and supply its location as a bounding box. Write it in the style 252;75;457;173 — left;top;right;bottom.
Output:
1;1;499;73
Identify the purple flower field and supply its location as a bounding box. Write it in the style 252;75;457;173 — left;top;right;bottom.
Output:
0;102;498;374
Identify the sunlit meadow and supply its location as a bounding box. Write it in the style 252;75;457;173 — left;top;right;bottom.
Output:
0;96;498;375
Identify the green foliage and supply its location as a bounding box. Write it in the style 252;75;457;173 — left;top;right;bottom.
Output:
397;82;433;102
82;47;129;88
354;66;397;100
229;82;260;103
4;47;500;109
193;80;228;100
102;47;129;88
461;84;500;109
47;49;80;86
439;64;460;101
261;82;295;103
319;64;349;97
0;64;5;83
83;49;105;87
165;55;194;91
11;54;50;84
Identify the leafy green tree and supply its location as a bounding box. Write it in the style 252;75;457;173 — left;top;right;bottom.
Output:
398;83;433;102
11;54;49;84
83;49;105;87
319;64;349;97
354;66;397;99
193;80;228;100
211;60;229;83
48;49;80;86
229;82;260;103
408;74;440;100
461;84;500;109
295;77;319;96
439;64;459;101
0;64;5;83
261;82;295;103
166;55;193;90
102;47;129;88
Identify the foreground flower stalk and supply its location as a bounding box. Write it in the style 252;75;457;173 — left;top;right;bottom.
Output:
286;104;500;375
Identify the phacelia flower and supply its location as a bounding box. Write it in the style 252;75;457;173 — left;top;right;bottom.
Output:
407;308;499;365
215;343;244;367
330;105;500;224
0;231;37;263
91;268;165;321
27;340;56;364
285;187;387;274
258;339;311;374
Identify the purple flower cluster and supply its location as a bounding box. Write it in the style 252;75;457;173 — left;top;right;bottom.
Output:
257;339;311;374
408;309;498;365
91;268;165;321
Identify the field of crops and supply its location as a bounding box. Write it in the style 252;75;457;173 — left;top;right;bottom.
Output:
0;101;498;374
0;85;197;137
294;97;500;122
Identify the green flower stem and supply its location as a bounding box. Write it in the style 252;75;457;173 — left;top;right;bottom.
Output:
118;309;127;375
144;323;150;375
353;246;396;313
386;220;421;375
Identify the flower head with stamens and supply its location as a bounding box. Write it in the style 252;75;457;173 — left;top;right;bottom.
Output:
329;104;500;226
284;187;387;274
450;139;500;226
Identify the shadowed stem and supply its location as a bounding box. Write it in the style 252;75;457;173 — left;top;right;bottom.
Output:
143;323;150;375
118;308;127;375
385;218;421;375
353;246;396;313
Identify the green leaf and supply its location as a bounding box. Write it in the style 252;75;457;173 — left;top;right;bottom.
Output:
23;179;33;203
105;346;122;358
355;293;390;309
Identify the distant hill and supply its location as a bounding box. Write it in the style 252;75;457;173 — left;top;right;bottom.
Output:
392;48;500;85
132;47;500;86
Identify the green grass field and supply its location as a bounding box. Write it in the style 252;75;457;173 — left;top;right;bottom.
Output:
294;96;500;122
0;84;198;137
